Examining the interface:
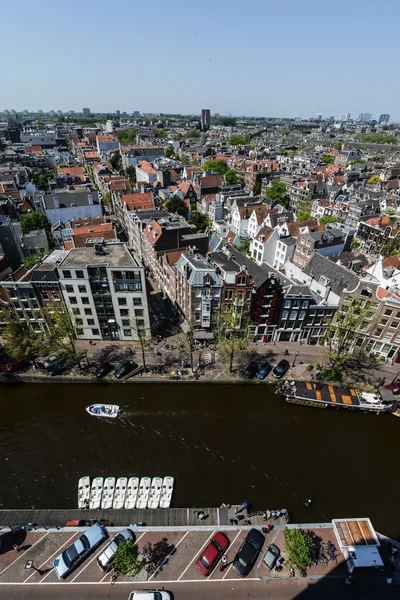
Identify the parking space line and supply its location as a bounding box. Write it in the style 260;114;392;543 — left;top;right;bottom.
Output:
222;531;242;580
69;536;112;583
27;532;78;583
99;532;146;583
0;533;49;578
207;530;241;580
177;532;215;581
147;531;189;582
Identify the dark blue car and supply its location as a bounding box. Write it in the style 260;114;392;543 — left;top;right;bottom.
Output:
256;361;272;379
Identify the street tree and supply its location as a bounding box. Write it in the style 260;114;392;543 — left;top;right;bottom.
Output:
252;182;261;196
42;302;83;368
166;195;188;217
1;310;44;361
216;300;252;373
113;540;144;577
165;145;175;159
130;316;156;372
124;166;136;185
188;209;211;233
265;181;289;208
225;168;238;185
173;325;196;372
110;150;122;172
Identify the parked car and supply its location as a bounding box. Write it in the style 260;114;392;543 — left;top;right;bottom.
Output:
384;382;400;395
4;359;28;373
271;359;290;379
243;361;258;379
114;360;138;379
43;355;58;370
128;592;172;600
233;528;264;577
47;359;68;376
196;531;230;576
256;361;272;379
53;522;107;579
97;528;133;572
262;543;280;570
95;362;113;379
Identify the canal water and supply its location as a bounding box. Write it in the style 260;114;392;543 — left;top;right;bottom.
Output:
0;383;399;537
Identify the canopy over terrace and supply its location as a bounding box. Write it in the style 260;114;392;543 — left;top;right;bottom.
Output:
332;518;384;570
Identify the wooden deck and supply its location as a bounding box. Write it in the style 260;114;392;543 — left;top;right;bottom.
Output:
0;507;220;528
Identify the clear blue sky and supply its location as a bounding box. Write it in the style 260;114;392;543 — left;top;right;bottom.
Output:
2;0;399;120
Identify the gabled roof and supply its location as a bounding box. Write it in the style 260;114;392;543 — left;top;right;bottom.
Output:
255;226;275;243
303;253;359;295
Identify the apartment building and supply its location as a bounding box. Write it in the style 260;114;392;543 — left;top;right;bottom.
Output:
58;243;149;341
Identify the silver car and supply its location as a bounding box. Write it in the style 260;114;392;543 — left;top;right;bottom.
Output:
97;528;134;572
128;592;172;600
53;522;107;579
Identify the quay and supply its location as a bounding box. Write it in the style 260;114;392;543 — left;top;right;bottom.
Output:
0;506;289;529
279;380;394;413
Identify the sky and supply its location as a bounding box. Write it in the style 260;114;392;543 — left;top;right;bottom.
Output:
2;0;399;120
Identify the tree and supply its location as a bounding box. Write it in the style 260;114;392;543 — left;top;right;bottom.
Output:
225;168;238;185
124;166;136;185
319;216;339;226
42;302;82;369
334;141;343;150
217;300;252;373
284;528;313;571
252;182;261;196
204;147;216;157
130;316;156;372
188;209;210;233
1;310;44;361
110;150;122;172
116;128;136;143
174;326;197;372
265;181;288;207
37;170;55;191
187;129;200;140
113;540;143;577
165;145;175;159
203;159;228;175
230;134;247;146
322;154;334;164
358;133;397;144
383;206;398;223
236;239;250;255
296;211;312;221
166;195;188;217
155;128;167;139
215;117;237;127
20;212;52;245
23;252;46;270
368;175;381;185
382;234;400;257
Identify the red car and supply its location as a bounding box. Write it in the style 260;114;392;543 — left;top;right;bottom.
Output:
4;359;28;373
384;382;400;395
196;532;230;576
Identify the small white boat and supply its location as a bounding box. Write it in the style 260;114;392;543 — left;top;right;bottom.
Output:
136;477;151;509
159;476;174;508
89;476;103;510
86;404;120;419
78;476;91;509
124;477;139;509
113;477;127;509
101;477;116;509
147;477;163;509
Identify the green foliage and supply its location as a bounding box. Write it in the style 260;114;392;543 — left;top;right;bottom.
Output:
284;528;313;570
252;182;261;196
166;195;188;217
371;156;384;162
110;150;122;172
204;147;216;157
225;168;238;185
124;166;136;185
350;158;365;164
382;234;400;257
187;129;200;140
321;367;341;381
383;206;398;223
103;192;112;210
368;175;381;184
296;211;312;221
334;141;342;150
239;238;250;255
217;301;252;372
36;122;45;130
265;181;288;207
321;154;334;164
188;209;210;233
165;145;175;159
116;129;136;143
113;540;143;576
358;133;397;144
350;237;361;250
306;364;314;371
319;216;339;225
203;159;228;175
23;252;46;270
1;310;44;360
20;212;52;244
215;117;237;126
42;302;82;367
230;134;248;146
155;128;167;139
36;170;55;191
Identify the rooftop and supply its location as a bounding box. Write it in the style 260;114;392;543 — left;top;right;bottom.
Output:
59;244;141;268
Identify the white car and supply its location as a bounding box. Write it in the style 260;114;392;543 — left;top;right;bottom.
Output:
128;591;172;600
97;528;134;572
53;522;107;579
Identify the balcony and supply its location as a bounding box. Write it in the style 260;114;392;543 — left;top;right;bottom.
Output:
114;280;142;292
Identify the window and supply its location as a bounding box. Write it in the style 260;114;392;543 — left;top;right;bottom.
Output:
75;318;83;325
237;276;246;285
87;319;95;325
384;309;393;316
62;270;71;279
282;311;289;319
65;285;73;293
92;328;99;336
134;309;144;317
123;329;132;336
284;300;291;308
69;296;77;305
118;298;127;306
76;270;84;279
225;289;233;300
133;298;142;306
309;310;316;316
302;301;309;309
78;285;86;293
122;319;130;327
41;292;49;301
120;309;129;316
136;319;145;327
396;312;400;319
289;311;297;320
380;319;388;326
82;297;89;305
374;328;383;337
84;308;92;315
299;311;306;320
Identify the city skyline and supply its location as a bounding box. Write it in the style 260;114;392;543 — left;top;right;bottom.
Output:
2;0;400;119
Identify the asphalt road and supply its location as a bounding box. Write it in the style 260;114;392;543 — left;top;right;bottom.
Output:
2;579;396;600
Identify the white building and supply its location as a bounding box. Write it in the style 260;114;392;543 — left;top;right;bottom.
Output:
58;243;149;341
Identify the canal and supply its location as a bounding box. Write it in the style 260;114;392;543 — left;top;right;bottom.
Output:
0;383;399;537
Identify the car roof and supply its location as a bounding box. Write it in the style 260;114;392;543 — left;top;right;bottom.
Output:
85;522;104;544
246;528;265;544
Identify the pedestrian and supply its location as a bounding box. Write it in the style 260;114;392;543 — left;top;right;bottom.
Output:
13;544;20;552
345;574;352;585
200;513;208;520
392;546;398;557
89;340;94;346
197;511;204;519
242;501;249;510
234;507;241;516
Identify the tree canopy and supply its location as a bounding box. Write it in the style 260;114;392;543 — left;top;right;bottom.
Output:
230;134;248;146
319;216;339;226
203;159;228;175
23;252;46;270
110;149;122;172
36;170;55;191
113;540;143;577
166;195;188;217
252;182;261;196
368;175;381;185
215;117;237;127
20;212;51;242
155;128;167;139
225;168;238;185
265;181;288;208
188;209;210;233
358;133;397;144
165;145;176;158
217;300;252;373
116;129;136;143
124;166;136;185
322;154;334;164
187;129;200;140
296;211;312;221
284;528;313;571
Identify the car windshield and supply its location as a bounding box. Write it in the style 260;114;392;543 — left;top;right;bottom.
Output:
61;549;72;568
212;539;222;552
199;556;210;569
153;593;162;600
238;556;247;567
114;533;125;546
79;534;90;550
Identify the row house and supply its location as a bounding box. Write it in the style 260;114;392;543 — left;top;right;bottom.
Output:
61;217;117;249
121;146;164;168
345;199;381;229
289;179;328;212
356;216;399;256
291;225;351;269
135;160;157;184
230;203;271;237
33;189;102;226
112;191;154;232
193;174;224;200
96;135;119;154
175;252;222;331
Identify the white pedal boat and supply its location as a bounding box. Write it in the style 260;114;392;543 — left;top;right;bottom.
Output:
113;477;127;509
136;477;151;509
101;476;116;509
78;476;90;509
124;477;139;509
159;476;174;508
89;476;103;510
147;477;163;509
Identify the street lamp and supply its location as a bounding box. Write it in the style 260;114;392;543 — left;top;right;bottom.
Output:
292;351;299;368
